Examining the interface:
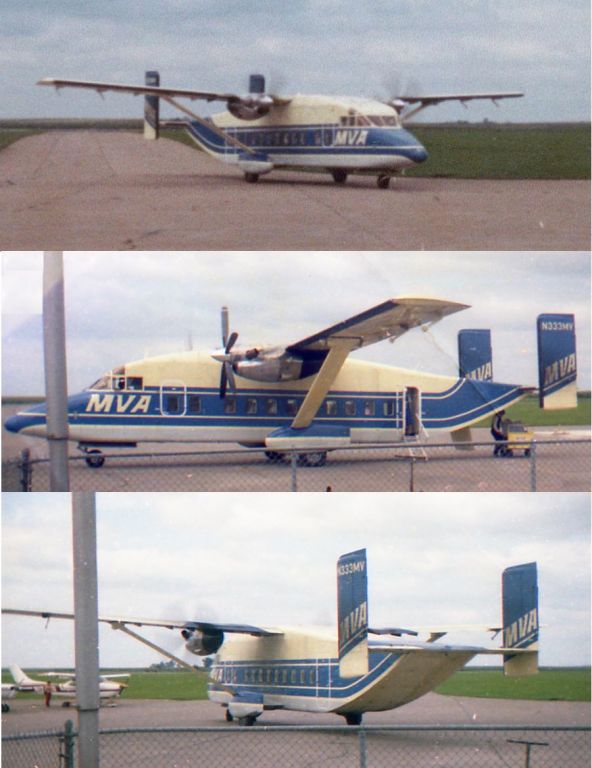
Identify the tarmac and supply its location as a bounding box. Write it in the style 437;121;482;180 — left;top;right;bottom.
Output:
1;131;589;250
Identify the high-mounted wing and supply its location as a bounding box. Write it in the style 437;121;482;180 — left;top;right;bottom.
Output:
288;297;469;355
389;92;523;120
37;78;291;106
284;297;468;430
2;608;280;637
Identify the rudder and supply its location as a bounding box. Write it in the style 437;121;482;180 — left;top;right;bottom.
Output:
502;562;539;676
337;548;369;678
536;314;577;409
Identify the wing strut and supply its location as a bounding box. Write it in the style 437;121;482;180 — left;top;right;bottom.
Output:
108;621;195;671
291;339;357;429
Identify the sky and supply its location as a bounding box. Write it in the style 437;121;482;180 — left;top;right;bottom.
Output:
1;251;590;397
1;492;589;669
3;0;590;122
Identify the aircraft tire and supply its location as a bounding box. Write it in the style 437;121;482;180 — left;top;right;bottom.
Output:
2;703;9;713
524;449;531;457
238;715;257;727
225;709;234;722
297;451;327;467
85;450;105;468
244;173;260;183
331;170;348;184
264;450;285;463
376;174;391;189
344;712;363;725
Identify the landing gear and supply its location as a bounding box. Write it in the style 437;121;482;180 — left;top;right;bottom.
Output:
244;172;259;183
238;715;258;727
344;712;363;726
332;169;348;184
264;450;284;463
83;448;105;468
225;709;234;722
376;174;391;189
297;451;327;467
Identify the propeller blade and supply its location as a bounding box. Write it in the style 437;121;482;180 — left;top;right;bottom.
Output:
219;364;227;399
225;362;237;392
221;306;229;347
225;331;238;353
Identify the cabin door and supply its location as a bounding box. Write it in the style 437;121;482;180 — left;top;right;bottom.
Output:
159;381;187;416
403;387;422;437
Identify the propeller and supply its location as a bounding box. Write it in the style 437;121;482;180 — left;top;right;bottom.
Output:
381;72;422;114
218;306;238;399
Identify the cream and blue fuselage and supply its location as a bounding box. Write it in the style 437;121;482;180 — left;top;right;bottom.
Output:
6;352;528;446
186;95;428;173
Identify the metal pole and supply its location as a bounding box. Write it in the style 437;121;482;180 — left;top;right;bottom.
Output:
358;728;367;768
43;252;70;491
290;452;298;492
19;448;32;491
529;442;537;492
409;457;415;492
72;493;100;768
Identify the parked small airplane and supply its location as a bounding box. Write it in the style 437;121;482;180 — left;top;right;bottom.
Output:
37;72;523;187
2;549;540;725
4;300;576;467
8;665;128;702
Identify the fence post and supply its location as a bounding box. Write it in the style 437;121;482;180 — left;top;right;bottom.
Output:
409;457;415;492
529;442;537;492
358;728;367;768
60;719;75;768
290;452;298;492
19;448;32;491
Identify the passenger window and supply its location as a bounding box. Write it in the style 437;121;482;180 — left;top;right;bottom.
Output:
188;395;201;414
364;400;375;417
325;400;338;416
246;398;258;415
286;399;299;416
265;398;278;415
345;400;356;416
383;400;396;417
224;398;237;414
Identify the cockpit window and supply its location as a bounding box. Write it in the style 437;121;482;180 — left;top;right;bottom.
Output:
88;375;110;390
339;113;400;128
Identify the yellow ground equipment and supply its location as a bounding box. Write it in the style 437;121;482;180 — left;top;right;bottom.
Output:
500;420;534;457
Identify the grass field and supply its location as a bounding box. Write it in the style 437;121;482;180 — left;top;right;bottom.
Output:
0;122;589;179
473;393;590;428
4;668;589;702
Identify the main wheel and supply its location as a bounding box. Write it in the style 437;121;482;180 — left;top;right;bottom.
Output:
225;709;234;722
332;169;348;184
344;712;363;726
244;172;260;183
264;450;285;463
238;715;257;727
85;450;105;468
377;174;391;189
297;451;327;467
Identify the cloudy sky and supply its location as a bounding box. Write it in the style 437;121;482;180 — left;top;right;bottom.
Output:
4;1;590;122
2;251;590;396
1;492;589;669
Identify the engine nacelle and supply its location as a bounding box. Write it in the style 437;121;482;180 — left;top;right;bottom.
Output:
234;353;304;382
182;627;224;656
227;94;273;121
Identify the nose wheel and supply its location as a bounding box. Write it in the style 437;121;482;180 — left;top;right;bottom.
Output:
376;175;392;189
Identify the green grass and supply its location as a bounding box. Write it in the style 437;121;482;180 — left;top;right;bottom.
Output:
473;393;590;428
0;129;45;151
436;668;591;702
407;124;590;179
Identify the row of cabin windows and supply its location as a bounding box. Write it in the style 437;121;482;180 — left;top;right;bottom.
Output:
234;129;323;148
213;665;317;687
340;114;399;127
163;394;399;418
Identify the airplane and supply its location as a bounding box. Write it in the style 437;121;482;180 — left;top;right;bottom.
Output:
2;549;540;726
8;665;128;703
4;300;577;468
37;72;523;188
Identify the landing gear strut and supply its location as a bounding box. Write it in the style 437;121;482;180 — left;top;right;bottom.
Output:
79;446;105;468
344;712;363;725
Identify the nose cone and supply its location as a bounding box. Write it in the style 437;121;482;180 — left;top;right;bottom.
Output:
5;412;31;433
409;144;429;164
4;402;47;434
399;128;428;165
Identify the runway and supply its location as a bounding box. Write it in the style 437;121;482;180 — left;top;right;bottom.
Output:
1;131;589;250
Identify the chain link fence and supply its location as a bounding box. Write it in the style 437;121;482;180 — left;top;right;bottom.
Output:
2;439;589;492
2;723;590;767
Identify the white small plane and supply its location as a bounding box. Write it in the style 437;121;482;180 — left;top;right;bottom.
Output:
37;72;523;187
2;549;539;726
8;665;128;702
4;299;577;468
2;684;17;713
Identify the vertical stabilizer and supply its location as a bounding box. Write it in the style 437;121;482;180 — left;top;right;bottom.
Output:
458;329;493;380
337;548;369;678
502;562;539;676
144;70;160;140
536;314;577;409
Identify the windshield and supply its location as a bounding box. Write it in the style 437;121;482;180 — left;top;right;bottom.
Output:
339;112;401;128
88;375;111;390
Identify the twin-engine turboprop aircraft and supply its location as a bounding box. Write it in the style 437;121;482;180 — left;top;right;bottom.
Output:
4;299;577;467
2;549;540;726
37;72;523;187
